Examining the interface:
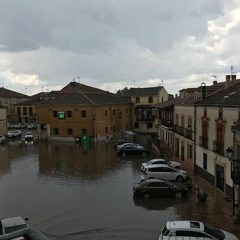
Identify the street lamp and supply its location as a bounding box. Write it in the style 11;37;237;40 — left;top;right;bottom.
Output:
226;146;239;220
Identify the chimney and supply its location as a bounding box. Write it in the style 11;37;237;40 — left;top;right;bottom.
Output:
213;80;217;85
225;74;237;88
201;82;206;100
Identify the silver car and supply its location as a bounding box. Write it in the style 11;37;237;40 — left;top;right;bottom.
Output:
141;164;188;182
141;159;182;171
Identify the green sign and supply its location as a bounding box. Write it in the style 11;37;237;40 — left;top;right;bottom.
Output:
58;112;65;119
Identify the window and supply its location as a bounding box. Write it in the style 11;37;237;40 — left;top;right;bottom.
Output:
112;109;116;116
119;111;122;118
105;127;108;133
136;97;140;103
147;182;168;187
187;144;193;160
23;107;27;115
176;231;209;238
82;129;87;135
203;153;207;170
148;96;153;103
53;110;57;118
126;108;128;113
53;128;59;135
134;122;139;128
81;110;86;118
67;111;72;118
147;123;153;129
29;107;33;116
67;128;73;135
17;107;21;115
113;126;116;132
104;109;108;117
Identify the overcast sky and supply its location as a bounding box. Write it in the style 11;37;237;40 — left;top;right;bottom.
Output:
0;0;240;95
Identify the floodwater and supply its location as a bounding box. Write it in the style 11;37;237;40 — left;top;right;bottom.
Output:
0;140;239;240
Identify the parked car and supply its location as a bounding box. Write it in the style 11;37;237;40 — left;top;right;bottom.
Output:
159;220;238;240
116;142;140;151
133;179;188;199
8;130;22;138
27;123;37;129
0;216;28;239
0;135;5;144
141;164;189;182
141;159;182;171
117;144;148;156
24;132;33;143
114;141;132;149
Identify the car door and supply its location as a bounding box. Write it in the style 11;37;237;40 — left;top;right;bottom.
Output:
145;182;169;197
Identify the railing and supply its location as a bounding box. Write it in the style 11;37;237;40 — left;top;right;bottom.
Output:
161;119;173;128
136;115;155;121
199;136;208;149
174;125;193;140
212;140;224;156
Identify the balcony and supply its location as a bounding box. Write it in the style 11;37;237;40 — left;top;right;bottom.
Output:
184;128;193;140
161;119;173;129
136;115;155;121
212;140;224;156
174;125;184;136
199;136;208;149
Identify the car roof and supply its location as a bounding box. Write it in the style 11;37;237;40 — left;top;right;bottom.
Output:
145;164;170;169
1;216;26;228
166;221;204;231
150;159;167;163
141;178;165;184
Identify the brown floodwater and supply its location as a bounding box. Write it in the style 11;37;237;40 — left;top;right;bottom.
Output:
0;140;239;240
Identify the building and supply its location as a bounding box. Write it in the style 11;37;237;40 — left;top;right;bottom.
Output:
14;91;59;124
124;86;170;135
0;87;29;122
0;107;7;135
195;79;240;198
36;92;132;142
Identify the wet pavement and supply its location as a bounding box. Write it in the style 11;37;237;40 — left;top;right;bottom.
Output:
0;140;239;239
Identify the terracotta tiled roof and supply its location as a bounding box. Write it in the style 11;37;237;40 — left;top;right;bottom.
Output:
122;86;163;97
59;81;107;94
37;92;131;106
0;87;29;98
195;82;240;107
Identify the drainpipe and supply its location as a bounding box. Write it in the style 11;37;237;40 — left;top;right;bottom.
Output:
194;105;197;175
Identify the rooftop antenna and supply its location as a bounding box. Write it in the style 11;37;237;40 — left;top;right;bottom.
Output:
161;79;163;86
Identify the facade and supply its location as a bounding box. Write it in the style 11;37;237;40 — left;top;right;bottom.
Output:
14;91;58;124
0;87;29;123
0;107;7;135
195;80;240;198
128;87;169;135
36;92;132;142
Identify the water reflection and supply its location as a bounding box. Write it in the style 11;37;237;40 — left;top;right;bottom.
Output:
38;142;124;183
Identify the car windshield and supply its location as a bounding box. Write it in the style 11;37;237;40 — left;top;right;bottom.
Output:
146;160;153;166
204;224;224;240
5;224;27;234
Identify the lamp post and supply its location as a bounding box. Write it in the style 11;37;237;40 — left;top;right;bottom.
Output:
226;146;239;220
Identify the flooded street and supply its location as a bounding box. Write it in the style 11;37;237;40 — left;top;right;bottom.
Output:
0;141;239;240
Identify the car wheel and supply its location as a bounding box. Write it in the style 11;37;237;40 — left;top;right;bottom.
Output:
142;192;150;199
176;175;184;182
175;191;183;198
122;152;126;157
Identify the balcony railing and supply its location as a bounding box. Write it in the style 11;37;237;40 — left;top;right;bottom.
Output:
136;115;155;121
174;125;193;140
199;136;208;149
161;119;173;128
212;140;224;156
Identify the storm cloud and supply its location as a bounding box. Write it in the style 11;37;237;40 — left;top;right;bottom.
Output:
1;0;239;95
